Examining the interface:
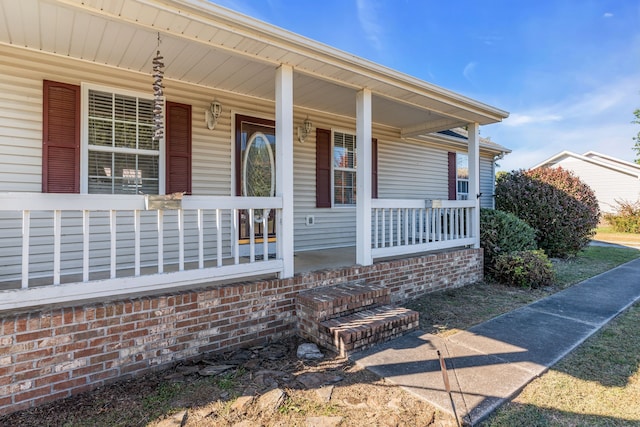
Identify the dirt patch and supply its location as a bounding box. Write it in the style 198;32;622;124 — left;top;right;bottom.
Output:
1;336;457;427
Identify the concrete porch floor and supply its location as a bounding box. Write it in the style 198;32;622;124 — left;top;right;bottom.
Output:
294;246;356;274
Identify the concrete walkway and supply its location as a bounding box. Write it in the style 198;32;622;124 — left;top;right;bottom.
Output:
351;258;640;426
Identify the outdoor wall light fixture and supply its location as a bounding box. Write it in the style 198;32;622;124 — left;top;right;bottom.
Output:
205;101;222;130
298;117;312;143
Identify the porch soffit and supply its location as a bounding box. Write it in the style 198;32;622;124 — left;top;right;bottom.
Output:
0;0;508;134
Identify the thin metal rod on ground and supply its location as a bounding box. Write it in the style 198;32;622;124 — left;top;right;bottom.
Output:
438;349;461;427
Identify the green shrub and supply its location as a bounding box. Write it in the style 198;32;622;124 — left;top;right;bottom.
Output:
480;208;537;268
603;200;640;233
492;250;555;289
495;167;600;258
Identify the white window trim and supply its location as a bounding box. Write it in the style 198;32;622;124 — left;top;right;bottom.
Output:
80;83;165;194
331;128;357;208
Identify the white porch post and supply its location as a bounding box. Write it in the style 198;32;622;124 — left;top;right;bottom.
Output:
356;89;373;265
275;64;294;277
468;122;480;248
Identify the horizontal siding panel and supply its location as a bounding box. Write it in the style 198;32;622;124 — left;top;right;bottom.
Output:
479;157;495;209
555;158;640;213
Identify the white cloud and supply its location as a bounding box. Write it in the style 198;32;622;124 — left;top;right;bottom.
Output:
491;74;640;171
502;73;636;127
476;34;502;46
355;0;385;53
603;12;614;18
497;120;637;171
463;62;477;82
504;113;563;126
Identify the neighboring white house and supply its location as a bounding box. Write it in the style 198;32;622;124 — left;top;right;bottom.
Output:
533;151;640;214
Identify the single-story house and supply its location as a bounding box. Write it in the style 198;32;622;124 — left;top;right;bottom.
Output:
533;151;640;214
0;0;509;415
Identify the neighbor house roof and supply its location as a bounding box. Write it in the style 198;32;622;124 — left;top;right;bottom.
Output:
434;128;511;156
0;0;509;139
533;151;640;179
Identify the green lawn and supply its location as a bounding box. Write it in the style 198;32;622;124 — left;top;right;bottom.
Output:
594;227;640;246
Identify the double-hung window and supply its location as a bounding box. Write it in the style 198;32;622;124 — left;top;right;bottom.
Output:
333;131;356;205
83;85;159;194
456;153;469;200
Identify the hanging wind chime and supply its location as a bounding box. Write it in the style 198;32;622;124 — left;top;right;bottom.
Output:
152;33;165;142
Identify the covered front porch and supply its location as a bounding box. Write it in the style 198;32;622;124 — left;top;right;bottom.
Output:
0;0;510;311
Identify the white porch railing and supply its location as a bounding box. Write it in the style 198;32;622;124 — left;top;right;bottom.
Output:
0;193;284;311
371;199;477;259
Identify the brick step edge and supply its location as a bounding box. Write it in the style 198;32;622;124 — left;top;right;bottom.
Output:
319;305;419;357
296;282;391;322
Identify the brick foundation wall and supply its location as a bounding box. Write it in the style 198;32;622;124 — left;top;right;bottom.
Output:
0;247;482;416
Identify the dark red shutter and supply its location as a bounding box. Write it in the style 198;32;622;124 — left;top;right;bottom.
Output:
165;101;192;195
448;151;456;200
371;138;378;199
42;80;80;193
316;128;332;208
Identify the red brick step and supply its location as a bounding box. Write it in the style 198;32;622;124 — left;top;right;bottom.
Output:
320;305;419;357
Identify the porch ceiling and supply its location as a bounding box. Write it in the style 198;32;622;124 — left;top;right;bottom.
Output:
0;0;508;133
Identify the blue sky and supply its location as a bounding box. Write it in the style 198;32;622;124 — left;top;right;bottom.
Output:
212;0;640;171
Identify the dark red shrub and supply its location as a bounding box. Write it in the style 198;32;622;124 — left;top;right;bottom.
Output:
495;167;600;258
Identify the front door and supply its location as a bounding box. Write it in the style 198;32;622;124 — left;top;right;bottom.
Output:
235;115;276;247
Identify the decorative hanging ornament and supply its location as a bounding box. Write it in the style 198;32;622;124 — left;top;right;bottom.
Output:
152;33;165;142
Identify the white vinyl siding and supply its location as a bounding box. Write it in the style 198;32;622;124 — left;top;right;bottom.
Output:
479;156;495;208
0;71;42;192
378;139;448;200
554;158;640;214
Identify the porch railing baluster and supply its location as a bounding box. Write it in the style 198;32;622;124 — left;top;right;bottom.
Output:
178;209;185;271
110;210;116;279
403;208;408;246
411;208;416;245
216;209;222;267
262;216;268;262
134;210;141;277
232;208;239;265
249;209;255;262
197;208;204;269
380;208;387;248
396;209;401;246
389;209;393;247
83;210;89;282
53;210;61;285
157;210;164;273
21;210;30;289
